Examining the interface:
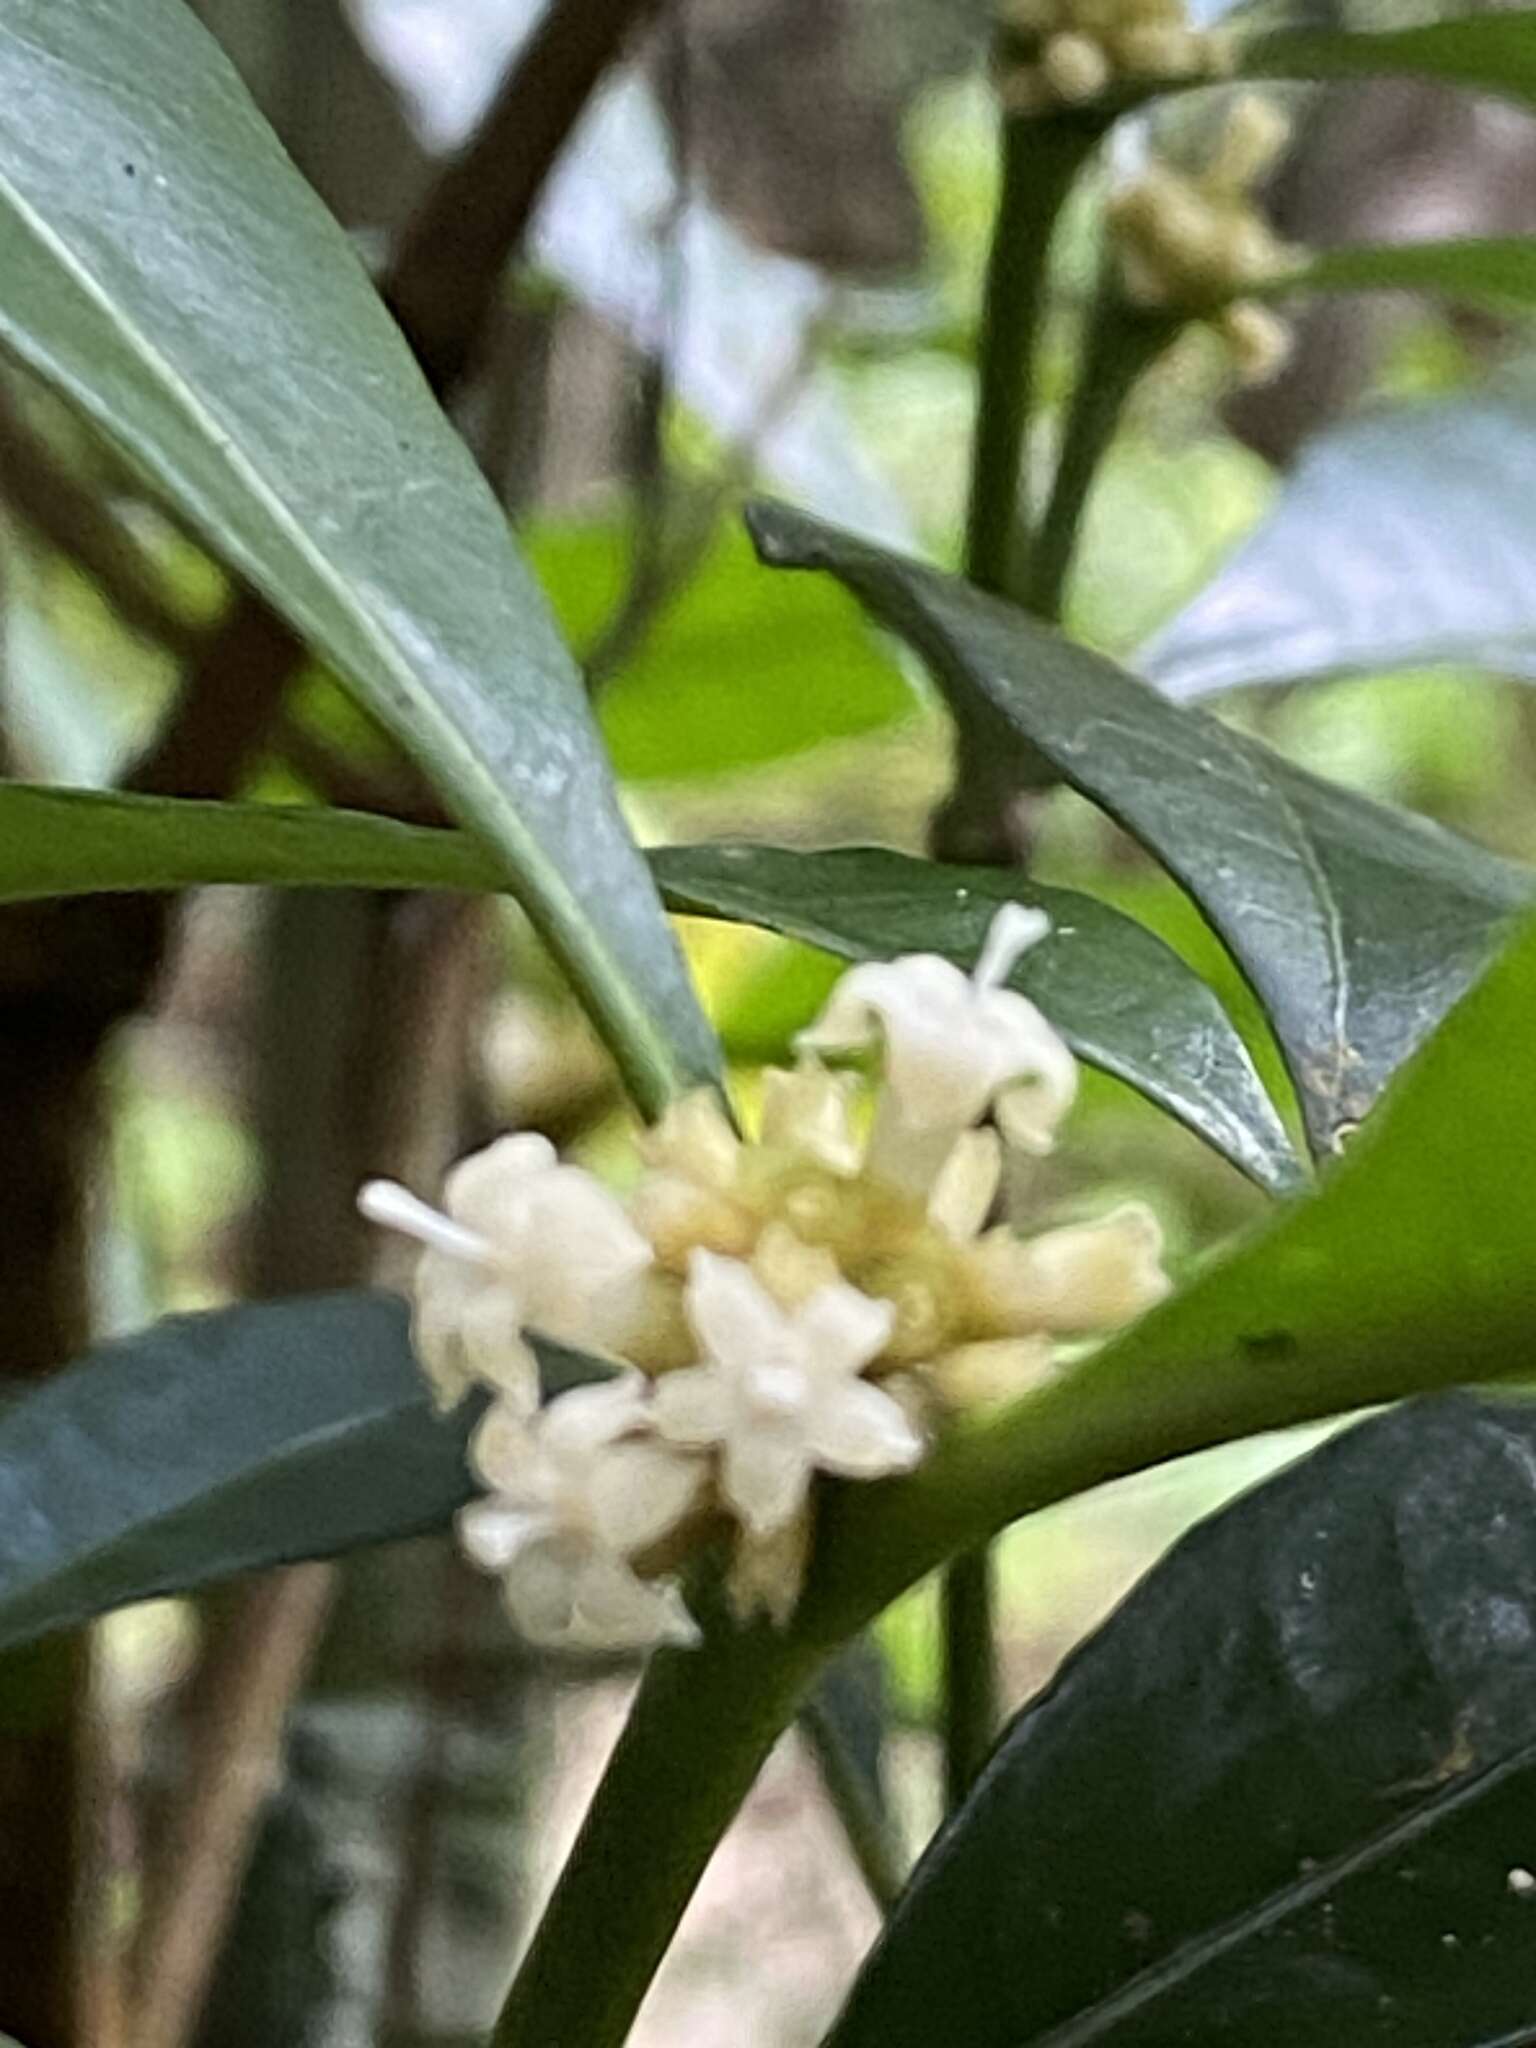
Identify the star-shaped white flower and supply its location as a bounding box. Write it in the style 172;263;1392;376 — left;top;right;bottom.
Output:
797;903;1079;1187
359;1133;653;1413
459;1376;704;1653
653;1250;921;1538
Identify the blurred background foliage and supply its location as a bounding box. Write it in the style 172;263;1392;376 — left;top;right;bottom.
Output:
5;0;1536;2040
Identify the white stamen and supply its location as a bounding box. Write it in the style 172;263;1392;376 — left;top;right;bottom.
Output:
972;903;1050;992
358;1179;493;1263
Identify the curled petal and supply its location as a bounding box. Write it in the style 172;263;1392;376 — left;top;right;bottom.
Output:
468;1399;544;1493
413;1254;533;1412
928;1129;1002;1243
499;1528;590;1645
566;1555;700;1652
806;1377;924;1479
539;1373;653;1465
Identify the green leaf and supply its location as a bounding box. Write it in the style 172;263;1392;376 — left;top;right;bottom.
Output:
1275;235;1536;313
0;1292;610;1654
0;1293;466;1651
0;0;716;1111
527;522;917;783
745;501;1532;1158
828;1391;1536;2048
653;842;1302;1194
1143;395;1536;697
1245;13;1536;110
0;786;1301;1193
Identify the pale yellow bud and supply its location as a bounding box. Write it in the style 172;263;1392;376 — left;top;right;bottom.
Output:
1041;29;1113;101
1208;94;1290;194
726;1513;811;1628
1218;301;1292;383
927;1337;1056;1412
751;1222;842;1311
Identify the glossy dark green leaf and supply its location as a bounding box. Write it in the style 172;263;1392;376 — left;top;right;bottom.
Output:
653;842;1302;1194
1276;236;1536;313
1143;395;1536;697
0;786;1301;1194
0;0;715;1110
745;501;1532;1158
830;1390;1536;2048
0;1292;575;1653
1245;13;1536;109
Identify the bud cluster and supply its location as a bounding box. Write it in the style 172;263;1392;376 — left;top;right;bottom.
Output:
1108;95;1300;381
361;906;1169;1653
995;0;1235;114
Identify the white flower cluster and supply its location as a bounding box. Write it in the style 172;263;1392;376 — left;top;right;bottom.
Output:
360;907;1169;1653
996;0;1235;114
1108;96;1300;381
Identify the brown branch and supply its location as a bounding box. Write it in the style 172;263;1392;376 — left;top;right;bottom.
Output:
382;0;666;396
128;1565;337;2048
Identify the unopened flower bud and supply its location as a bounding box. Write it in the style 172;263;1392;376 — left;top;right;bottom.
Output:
1041;30;1113;101
1218;300;1292;383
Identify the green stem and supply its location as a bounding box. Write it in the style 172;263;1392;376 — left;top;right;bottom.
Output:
965;114;1102;599
1020;280;1181;623
940;1547;999;1810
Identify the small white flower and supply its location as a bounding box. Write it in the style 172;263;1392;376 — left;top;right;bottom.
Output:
459;1376;704;1653
798;903;1078;1187
653;1251;920;1538
359;1134;653;1411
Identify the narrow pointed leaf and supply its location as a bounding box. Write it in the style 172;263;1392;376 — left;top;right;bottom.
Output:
653;842;1302;1193
1245;13;1536;110
0;787;1302;1194
0;0;716;1109
1143;396;1536;698
745;501;1531;1158
829;1391;1536;2048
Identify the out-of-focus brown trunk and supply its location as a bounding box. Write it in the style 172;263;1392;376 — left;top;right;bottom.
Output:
0;892;166;2046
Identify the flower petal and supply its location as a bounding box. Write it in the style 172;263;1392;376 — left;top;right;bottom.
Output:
456;1497;551;1571
651;1364;735;1448
685;1249;790;1371
586;1437;706;1554
722;1422;812;1536
807;1377;924;1478
443;1132;558;1225
927;1128;1002;1243
501;1528;589;1644
972;1204;1169;1333
638;1089;742;1191
539;1373;652;1467
468;1400;545;1493
930;1336;1056;1410
570;1555;700;1651
759;1060;862;1173
793;1282;895;1379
